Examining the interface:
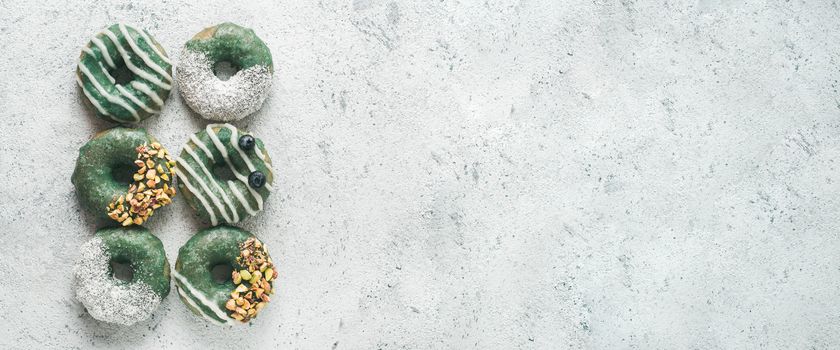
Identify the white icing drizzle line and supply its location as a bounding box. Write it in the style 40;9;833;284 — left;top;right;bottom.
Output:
176;288;222;325
130;81;164;107
98;61;116;84
184;145;239;221
190;134;216;161
223;125;274;192
224;125;258;174
116;84;156;113
90;36;116;68
205;124;247;180
78;63;140;121
82;46;96;59
205;124;265;210
139;28;173;65
228;180;258;216
118;24;173;82
176;166;219;226
177;154;238;223
76;76;110;116
171;270;232;324
254;145;267;161
100;28;171;90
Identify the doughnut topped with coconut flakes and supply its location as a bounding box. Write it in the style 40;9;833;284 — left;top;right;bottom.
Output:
177;22;273;122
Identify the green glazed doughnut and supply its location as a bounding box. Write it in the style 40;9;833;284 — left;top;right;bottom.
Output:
74;226;170;325
178;22;273;121
76;24;173;123
176;123;273;226
72;127;177;225
174;226;277;324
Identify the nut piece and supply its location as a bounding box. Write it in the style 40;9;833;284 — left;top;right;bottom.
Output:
105;142;177;226
223;236;277;323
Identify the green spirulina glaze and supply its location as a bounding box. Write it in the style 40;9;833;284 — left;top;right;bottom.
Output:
97;226;170;298
76;23;173;123
72;127;174;221
184;22;273;71
174;226;255;324
177;124;273;226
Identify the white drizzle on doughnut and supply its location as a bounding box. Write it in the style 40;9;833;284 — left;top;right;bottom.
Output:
228;180;258;216
76;76;110;116
206;124;267;209
190;134;216;161
178;124;272;224
177;167;219;226
98;61;116;84
82;46;95;56
177;156;237;223
176;288;223;325
90;36;116;68
130;81;164;107
183;146;239;221
118;24;173;82
78;24;171;122
78;63;140;121
139;28;173;65
172;270;233;325
116;84;156;113
205;125;246;180
254;145;267;161
100;29;172;90
223;124;275;193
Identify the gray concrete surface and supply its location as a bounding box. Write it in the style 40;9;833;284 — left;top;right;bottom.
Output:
1;0;839;348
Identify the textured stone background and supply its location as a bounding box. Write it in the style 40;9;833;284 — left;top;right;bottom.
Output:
1;0;839;348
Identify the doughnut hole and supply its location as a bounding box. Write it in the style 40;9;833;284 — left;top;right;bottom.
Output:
211;263;233;284
110;163;136;185
110;259;134;282
110;64;135;85
212;61;239;81
212;163;238;182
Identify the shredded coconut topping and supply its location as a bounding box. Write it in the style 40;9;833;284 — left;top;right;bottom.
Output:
74;237;161;326
177;50;272;122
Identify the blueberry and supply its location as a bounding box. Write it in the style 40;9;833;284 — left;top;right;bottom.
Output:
248;171;266;188
238;135;255;151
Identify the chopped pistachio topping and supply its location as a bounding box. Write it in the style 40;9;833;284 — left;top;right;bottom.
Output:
225;237;276;323
106;142;177;226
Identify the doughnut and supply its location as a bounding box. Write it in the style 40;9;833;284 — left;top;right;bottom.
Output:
177;22;273;121
76;24;173;123
74;226;170;325
176;123;273;225
72;127;177;225
173;226;277;324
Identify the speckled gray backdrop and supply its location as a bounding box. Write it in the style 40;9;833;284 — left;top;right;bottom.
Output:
0;0;839;349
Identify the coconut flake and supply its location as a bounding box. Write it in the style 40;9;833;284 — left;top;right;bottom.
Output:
177;49;272;122
73;237;162;326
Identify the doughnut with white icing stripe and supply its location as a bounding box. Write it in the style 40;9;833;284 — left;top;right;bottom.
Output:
174;226;277;324
76;24;172;123
177;123;273;225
